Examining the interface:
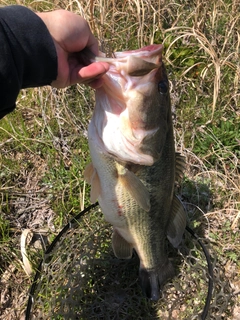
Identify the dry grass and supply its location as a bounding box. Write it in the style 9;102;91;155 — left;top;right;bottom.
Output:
0;0;239;319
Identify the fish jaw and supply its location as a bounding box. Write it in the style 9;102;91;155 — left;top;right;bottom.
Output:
91;44;170;166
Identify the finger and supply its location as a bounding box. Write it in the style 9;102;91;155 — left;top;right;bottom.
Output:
85;32;100;56
78;62;109;79
51;60;109;88
69;61;109;86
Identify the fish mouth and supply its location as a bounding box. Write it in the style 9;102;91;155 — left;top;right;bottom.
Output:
91;43;166;166
139;260;175;301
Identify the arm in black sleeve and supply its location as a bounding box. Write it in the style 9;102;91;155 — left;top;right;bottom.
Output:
0;5;58;119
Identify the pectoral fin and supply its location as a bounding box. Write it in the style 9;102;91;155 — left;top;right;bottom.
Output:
167;195;186;248
84;162;95;184
112;229;133;259
117;165;150;212
84;163;101;203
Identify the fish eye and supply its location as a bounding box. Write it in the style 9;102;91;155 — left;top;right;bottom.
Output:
158;81;168;94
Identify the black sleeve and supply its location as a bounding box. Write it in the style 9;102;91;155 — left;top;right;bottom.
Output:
0;5;58;119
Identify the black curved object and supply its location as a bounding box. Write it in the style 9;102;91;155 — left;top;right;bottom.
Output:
185;225;213;320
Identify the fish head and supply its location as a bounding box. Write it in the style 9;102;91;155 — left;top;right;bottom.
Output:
92;44;172;165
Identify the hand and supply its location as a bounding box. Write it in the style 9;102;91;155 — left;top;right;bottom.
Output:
36;10;109;89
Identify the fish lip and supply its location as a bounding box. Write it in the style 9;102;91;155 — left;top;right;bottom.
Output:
116;44;163;57
95;44;163;63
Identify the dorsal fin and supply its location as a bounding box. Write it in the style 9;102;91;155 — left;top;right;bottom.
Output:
167;195;186;248
116;163;150;212
175;153;185;183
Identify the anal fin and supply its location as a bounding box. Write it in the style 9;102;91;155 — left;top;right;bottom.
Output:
167;195;186;248
112;228;133;259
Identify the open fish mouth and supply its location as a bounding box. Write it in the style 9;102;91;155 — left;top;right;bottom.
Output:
80;44;163;70
88;44;168;166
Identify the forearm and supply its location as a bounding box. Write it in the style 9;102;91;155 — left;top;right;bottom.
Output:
0;5;57;118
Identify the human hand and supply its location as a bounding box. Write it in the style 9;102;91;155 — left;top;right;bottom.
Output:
36;10;109;89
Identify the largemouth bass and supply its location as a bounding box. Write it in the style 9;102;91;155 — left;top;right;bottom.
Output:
84;44;186;301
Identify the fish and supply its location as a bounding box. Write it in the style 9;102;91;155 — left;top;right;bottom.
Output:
84;44;186;301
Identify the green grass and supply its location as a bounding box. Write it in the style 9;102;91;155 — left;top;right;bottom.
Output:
0;0;239;319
